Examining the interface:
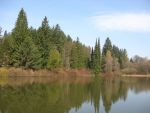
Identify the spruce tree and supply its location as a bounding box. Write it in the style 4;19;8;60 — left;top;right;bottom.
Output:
11;8;29;67
21;36;41;69
37;16;51;68
11;8;41;69
90;47;94;69
102;37;112;56
102;37;112;71
90;38;101;74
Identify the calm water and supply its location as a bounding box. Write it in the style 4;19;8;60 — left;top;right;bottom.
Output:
0;76;150;113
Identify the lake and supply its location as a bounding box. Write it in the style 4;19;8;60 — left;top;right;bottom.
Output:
0;76;150;113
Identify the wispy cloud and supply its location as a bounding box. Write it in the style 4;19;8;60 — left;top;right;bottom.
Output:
90;13;150;32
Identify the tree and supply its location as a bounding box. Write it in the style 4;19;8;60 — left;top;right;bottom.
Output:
91;38;101;74
102;37;112;56
11;8;41;69
37;16;52;68
102;38;112;71
112;45;120;59
119;49;129;69
62;38;73;68
11;8;29;67
0;34;12;66
104;50;113;73
112;57;120;72
70;38;89;69
51;24;66;54
47;48;61;69
21;36;41;69
70;38;83;68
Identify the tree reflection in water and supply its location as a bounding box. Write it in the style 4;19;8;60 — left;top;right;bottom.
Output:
0;76;150;113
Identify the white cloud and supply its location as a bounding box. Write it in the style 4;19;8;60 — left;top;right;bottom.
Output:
91;13;150;32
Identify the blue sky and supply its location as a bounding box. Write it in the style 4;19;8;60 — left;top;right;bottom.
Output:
0;0;150;58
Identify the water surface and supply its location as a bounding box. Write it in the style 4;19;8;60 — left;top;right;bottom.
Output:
0;76;150;113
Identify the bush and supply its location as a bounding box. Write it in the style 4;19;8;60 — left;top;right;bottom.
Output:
122;67;137;74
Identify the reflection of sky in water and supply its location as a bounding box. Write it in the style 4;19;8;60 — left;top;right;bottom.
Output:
70;89;150;113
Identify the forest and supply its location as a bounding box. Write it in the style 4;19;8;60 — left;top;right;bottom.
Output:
0;8;150;75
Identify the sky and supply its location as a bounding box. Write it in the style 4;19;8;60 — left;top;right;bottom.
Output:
0;0;150;58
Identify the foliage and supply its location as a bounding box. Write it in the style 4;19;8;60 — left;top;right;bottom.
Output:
104;50;113;73
70;38;89;69
36;16;52;68
90;39;101;74
47;48;61;69
3;8;149;75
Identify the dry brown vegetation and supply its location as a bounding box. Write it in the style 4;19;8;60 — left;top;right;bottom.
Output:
0;67;92;77
123;55;150;75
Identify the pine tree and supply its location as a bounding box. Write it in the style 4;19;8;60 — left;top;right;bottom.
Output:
70;38;89;69
11;8;41;69
102;37;112;71
11;8;29;67
70;43;78;68
63;38;73;68
0;34;12;66
90;47;94;69
102;37;112;56
37;16;51;68
90;38;101;74
51;24;66;54
119;49;129;69
21;36;41;69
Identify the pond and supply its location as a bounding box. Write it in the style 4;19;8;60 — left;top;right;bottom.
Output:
0;76;150;113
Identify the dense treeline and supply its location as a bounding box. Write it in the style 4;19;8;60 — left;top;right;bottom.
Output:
0;9;90;70
90;37;129;74
0;8;149;74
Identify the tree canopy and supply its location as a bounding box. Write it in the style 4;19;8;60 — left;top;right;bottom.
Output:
0;8;133;74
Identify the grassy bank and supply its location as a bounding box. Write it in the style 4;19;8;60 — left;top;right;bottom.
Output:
0;67;92;77
1;67;150;77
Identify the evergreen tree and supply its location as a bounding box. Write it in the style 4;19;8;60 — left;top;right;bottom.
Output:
51;24;66;54
21;36;41;69
102;37;112;71
70;43;78;68
90;38;101;74
112;45;120;58
90;47;94;69
63;36;73;68
119;49;129;69
11;8;29;67
102;37;112;56
37;16;51;68
70;38;89;69
11;8;41;69
0;34;12;66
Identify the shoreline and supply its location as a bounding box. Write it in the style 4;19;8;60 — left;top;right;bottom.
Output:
122;74;150;77
1;67;150;78
0;67;93;77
